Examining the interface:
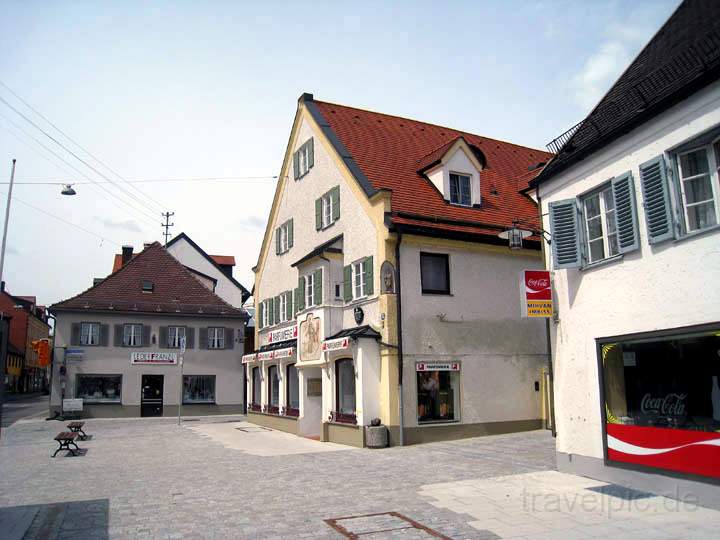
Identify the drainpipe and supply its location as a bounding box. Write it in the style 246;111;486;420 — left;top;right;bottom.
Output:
536;187;557;438
394;230;405;446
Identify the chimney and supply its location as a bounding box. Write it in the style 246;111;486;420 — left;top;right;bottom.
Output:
143;242;152;250
0;281;4;292
121;245;134;265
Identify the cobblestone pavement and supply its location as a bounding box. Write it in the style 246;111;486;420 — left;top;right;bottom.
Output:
0;416;554;539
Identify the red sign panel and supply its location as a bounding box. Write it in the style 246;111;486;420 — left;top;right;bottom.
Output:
521;270;552;317
607;424;720;479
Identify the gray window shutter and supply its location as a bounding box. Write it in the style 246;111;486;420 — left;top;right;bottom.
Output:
287;219;294;248
549;199;583;269
113;324;123;347
186;327;195;349
142;325;151;347
363;256;374;296
199;327;208;349
331;186;340;221
70;323;80;346
308;138;314;169
258;302;264;330
639;155;674;244
315;198;322;230
297;277;306;311
293;150;300;180
225;328;235;350
276;227;281;255
273;296;280;324
159;326;168;348
313;268;323;305
284;291;292;321
99;324;109;346
343;265;352;301
612;172;640;254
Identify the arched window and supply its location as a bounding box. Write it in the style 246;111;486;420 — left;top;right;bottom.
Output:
334;359;357;424
286;363;299;416
252;367;261;409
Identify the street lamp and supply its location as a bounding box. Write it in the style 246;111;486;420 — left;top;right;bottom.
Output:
61;184;77;196
498;219;552;250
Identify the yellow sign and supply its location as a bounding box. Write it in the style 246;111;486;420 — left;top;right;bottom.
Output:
526;300;553;318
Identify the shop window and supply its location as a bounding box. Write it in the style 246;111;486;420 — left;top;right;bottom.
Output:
602;329;720;480
420;253;450;294
286;363;300;415
183;375;215;404
76;374;121;403
267;365;279;412
332;359;356;423
416;365;460;423
80;322;100;346
251;367;261;410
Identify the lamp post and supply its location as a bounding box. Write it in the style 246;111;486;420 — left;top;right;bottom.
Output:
0;160;17;285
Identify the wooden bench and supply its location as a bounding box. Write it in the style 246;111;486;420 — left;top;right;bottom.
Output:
67;421;87;440
53;432;81;457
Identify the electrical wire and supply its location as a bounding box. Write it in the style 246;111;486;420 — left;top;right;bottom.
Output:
2;175;278;185
0;80;168;213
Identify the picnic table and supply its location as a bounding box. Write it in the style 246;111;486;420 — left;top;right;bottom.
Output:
53;432;81;457
67;421;87;440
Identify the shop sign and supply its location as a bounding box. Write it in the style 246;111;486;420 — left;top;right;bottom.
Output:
241;353;256;364
63;398;83;412
267;324;298;344
416;362;460;372
65;348;84;361
521;270;553;318
322;337;349;352
273;347;295;359
130;352;177;365
257;351;274;361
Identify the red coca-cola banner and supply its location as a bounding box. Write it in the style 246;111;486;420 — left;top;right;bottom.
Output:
607;423;720;479
521;270;552;317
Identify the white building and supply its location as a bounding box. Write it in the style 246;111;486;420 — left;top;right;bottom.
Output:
245;94;553;446
533;0;720;503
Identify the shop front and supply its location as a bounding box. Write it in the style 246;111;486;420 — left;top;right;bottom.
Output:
600;325;720;483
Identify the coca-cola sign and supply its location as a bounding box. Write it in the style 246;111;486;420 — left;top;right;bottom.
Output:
640;393;687;417
521;270;553;318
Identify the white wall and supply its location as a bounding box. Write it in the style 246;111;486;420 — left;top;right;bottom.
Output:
424;145;482;205
538;81;720;460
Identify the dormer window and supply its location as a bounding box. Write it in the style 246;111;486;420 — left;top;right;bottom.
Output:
142;280;154;293
449;173;472;206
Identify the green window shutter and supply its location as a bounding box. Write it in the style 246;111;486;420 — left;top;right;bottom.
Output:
343;265;352;302
549;199;583;269
258;301;264;329
611;172;640;254
313;268;323;305
293;150;300;180
315;198;322;230
331;186;340;221
297;277;306;311
268;297;274;326
274;296;280;323
287;219;294;248
284;291;291;320
308;138;314;169
639;155;674;244
275;227;281;255
294;287;300;315
363;256;374;296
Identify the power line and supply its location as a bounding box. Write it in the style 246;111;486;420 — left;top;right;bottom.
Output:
0;114;160;229
0;80;167;213
2;175;278;184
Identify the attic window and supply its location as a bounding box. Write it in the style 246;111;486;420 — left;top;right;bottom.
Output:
142;280;154;293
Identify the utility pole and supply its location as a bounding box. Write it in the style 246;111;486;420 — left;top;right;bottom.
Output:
162;211;174;246
0;159;17;285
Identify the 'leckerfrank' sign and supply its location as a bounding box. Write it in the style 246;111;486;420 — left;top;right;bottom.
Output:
130;352;177;365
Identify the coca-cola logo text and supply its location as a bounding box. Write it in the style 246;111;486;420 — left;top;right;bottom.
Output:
527;278;549;289
640;393;686;416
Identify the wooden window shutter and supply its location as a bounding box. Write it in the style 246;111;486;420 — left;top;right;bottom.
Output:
287;219;294;248
258;302;264;330
293;150;300;180
297;277;306;311
70;323;80;346
113;324;123;347
268;297;274;326
315;198;322;230
549;199;583;269
343;265;352;302
142;325;151;347
225;328;234;349
639;155;675;244
331;186;340;221
294;287;300;314
285;291;292;320
159;326;169;349
611;172;640;254
363;256;374;296
274;296;280;324
99;324;109;346
199;327;208;349
276;227;281;255
186;327;195;349
313;268;323;305
308;138;314;169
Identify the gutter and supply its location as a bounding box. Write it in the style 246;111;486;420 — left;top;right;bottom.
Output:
394;229;405;446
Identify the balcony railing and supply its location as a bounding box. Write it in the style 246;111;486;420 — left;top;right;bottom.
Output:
545;121;583;154
329;410;357;425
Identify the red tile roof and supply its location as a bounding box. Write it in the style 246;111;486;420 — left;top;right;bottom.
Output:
311;99;552;239
210;255;235;266
112;253;138;273
53;242;245;317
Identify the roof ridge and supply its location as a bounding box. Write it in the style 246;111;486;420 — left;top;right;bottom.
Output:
313;99;553;156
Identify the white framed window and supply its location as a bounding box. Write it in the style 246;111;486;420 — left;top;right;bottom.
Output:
322;192;333;228
305;272;315;307
168;326;186;348
294;139;313;179
208;327;225;349
80;322;100;346
123;324;143;347
582;185;619;264
279;294;288;323
449;173;472;206
279;225;288;253
352;261;366;299
677;146;719;232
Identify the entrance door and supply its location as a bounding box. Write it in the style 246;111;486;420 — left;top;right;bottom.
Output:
141;375;164;417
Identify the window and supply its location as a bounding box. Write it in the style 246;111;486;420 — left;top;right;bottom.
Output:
582;185;619;263
286;364;299;410
449;173;472;206
352;261;366;299
252;367;261;406
167;326;186;348
261;300;270;328
208;327;225;349
335;359;356;418
322;192;333;228
294;138;314;179
142;280;154;292
279;294;288;323
276;219;293;255
305;272;316;307
123;324;143;347
267;365;279;408
417;367;460;423
677;147;719;232
80;322;100;346
420;253;450;294
183;375;215;403
76;375;121;403
316;186;340;230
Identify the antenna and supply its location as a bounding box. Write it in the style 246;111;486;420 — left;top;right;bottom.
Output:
162;211;175;246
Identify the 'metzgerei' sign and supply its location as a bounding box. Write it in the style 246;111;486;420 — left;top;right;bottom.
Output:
521;270;553;318
130;352;177;365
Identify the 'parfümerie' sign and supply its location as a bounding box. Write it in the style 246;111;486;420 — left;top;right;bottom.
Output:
415;362;460;372
322;337;349;352
130;352;177;365
267;324;298;343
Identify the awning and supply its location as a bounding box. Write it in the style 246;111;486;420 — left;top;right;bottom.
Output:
325;325;382;341
246;339;298;362
291;234;343;267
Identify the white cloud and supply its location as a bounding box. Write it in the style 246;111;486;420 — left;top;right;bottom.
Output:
94;217;142;232
572;41;633;111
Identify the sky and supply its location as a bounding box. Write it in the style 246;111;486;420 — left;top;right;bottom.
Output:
0;0;679;308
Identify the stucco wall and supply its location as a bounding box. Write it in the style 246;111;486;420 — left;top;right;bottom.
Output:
538;81;720;461
51;312;246;409
399;237;548;428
